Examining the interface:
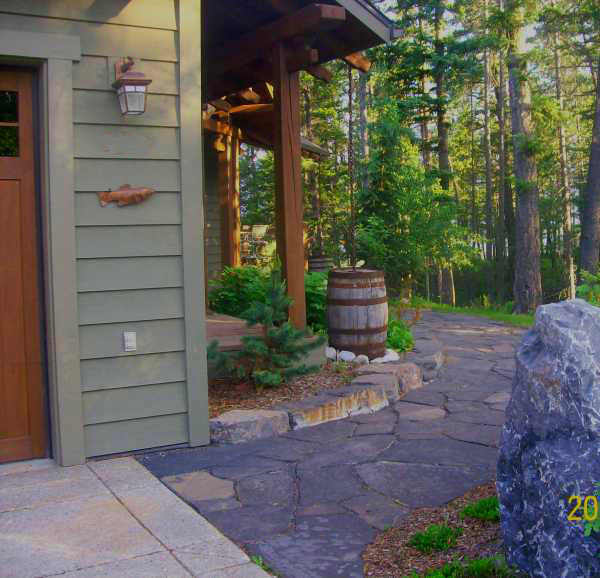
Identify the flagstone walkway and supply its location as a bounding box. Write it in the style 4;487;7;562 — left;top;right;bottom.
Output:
138;312;526;578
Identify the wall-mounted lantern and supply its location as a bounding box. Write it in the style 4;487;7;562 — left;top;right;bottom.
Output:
112;57;152;116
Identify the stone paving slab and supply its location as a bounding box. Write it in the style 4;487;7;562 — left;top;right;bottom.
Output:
0;457;271;578
138;311;526;578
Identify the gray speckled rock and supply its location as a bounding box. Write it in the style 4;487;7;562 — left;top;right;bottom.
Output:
498;299;600;578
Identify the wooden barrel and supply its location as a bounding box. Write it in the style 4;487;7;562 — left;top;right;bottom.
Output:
308;256;334;273
326;268;388;359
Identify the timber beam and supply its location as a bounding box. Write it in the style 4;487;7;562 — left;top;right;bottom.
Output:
344;51;371;73
218;130;242;268
213;4;346;78
272;42;307;329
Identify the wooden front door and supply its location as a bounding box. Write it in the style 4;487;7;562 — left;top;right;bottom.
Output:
0;69;47;463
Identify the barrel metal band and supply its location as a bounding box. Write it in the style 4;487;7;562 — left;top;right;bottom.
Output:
330;270;384;279
327;296;388;306
328;281;386;289
328;325;388;336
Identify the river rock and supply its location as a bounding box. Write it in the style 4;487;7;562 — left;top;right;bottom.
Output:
497;299;600;578
338;350;356;363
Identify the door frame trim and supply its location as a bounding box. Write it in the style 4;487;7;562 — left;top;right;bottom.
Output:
0;30;84;466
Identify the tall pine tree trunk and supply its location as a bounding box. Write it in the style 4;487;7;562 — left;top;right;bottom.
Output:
483;0;494;270
434;0;455;303
553;36;576;297
495;51;507;303
358;71;369;194
507;17;543;313
580;56;600;275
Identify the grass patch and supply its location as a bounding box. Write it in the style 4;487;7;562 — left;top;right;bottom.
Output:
460;496;501;523
403;556;520;578
412;301;534;328
408;524;463;553
250;555;273;573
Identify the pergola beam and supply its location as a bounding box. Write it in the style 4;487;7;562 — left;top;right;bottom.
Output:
213;4;345;78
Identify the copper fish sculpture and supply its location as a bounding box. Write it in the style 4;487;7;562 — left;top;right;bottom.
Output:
98;184;155;207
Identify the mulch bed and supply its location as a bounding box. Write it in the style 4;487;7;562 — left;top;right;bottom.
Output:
209;361;356;418
363;482;504;578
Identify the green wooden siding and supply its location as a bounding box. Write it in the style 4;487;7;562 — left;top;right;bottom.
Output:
78;288;185;325
84;414;188;457
0;0;208;458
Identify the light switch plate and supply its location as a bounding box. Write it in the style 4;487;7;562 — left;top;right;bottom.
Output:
123;331;137;352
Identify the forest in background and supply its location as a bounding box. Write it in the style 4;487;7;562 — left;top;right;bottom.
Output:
239;0;600;314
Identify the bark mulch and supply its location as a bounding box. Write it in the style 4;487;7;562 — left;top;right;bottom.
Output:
363;482;504;578
209;361;355;418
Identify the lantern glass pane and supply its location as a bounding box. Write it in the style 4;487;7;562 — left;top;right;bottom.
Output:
117;87;128;115
125;90;145;114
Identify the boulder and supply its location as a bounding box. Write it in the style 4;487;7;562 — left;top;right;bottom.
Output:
210;409;290;444
355;362;423;396
383;349;401;362
498;299;600;578
354;354;370;366
351;373;400;402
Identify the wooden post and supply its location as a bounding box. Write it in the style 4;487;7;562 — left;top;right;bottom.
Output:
272;42;307;329
218;129;241;268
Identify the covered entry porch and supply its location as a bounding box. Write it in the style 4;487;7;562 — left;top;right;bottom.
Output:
201;0;394;329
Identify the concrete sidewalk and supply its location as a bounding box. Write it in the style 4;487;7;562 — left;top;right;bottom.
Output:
0;457;270;578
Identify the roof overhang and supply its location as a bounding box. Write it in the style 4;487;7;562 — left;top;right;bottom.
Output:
203;0;394;101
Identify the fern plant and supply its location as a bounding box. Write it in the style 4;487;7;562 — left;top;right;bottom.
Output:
208;273;325;390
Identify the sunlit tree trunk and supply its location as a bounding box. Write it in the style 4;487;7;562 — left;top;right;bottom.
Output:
553;34;576;297
580;56;600;275
507;11;543;313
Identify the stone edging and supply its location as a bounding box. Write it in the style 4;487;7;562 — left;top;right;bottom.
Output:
209;360;427;444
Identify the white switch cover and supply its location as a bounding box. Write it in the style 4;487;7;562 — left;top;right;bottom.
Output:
123;331;137;352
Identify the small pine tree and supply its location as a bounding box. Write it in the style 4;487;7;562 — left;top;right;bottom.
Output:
208;273;326;390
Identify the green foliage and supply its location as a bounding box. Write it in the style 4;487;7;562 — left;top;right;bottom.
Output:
408;524;463;554
412;299;534;328
357;102;476;291
403;556;519;578
240;147;274;225
460;496;501;522
208;267;327;332
208;266;269;318
584;483;600;539
250;555;274;573
577;271;600;306
304;272;328;333
387;319;414;353
208;274;325;390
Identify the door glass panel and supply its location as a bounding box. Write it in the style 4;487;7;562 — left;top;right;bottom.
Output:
0;91;18;122
0;126;18;156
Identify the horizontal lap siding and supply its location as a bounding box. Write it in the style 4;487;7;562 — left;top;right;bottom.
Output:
0;2;195;456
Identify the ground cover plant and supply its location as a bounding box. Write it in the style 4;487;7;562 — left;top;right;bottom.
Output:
408;524;463;554
402;557;520;578
363;482;507;577
387;318;414;352
460;497;501;523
